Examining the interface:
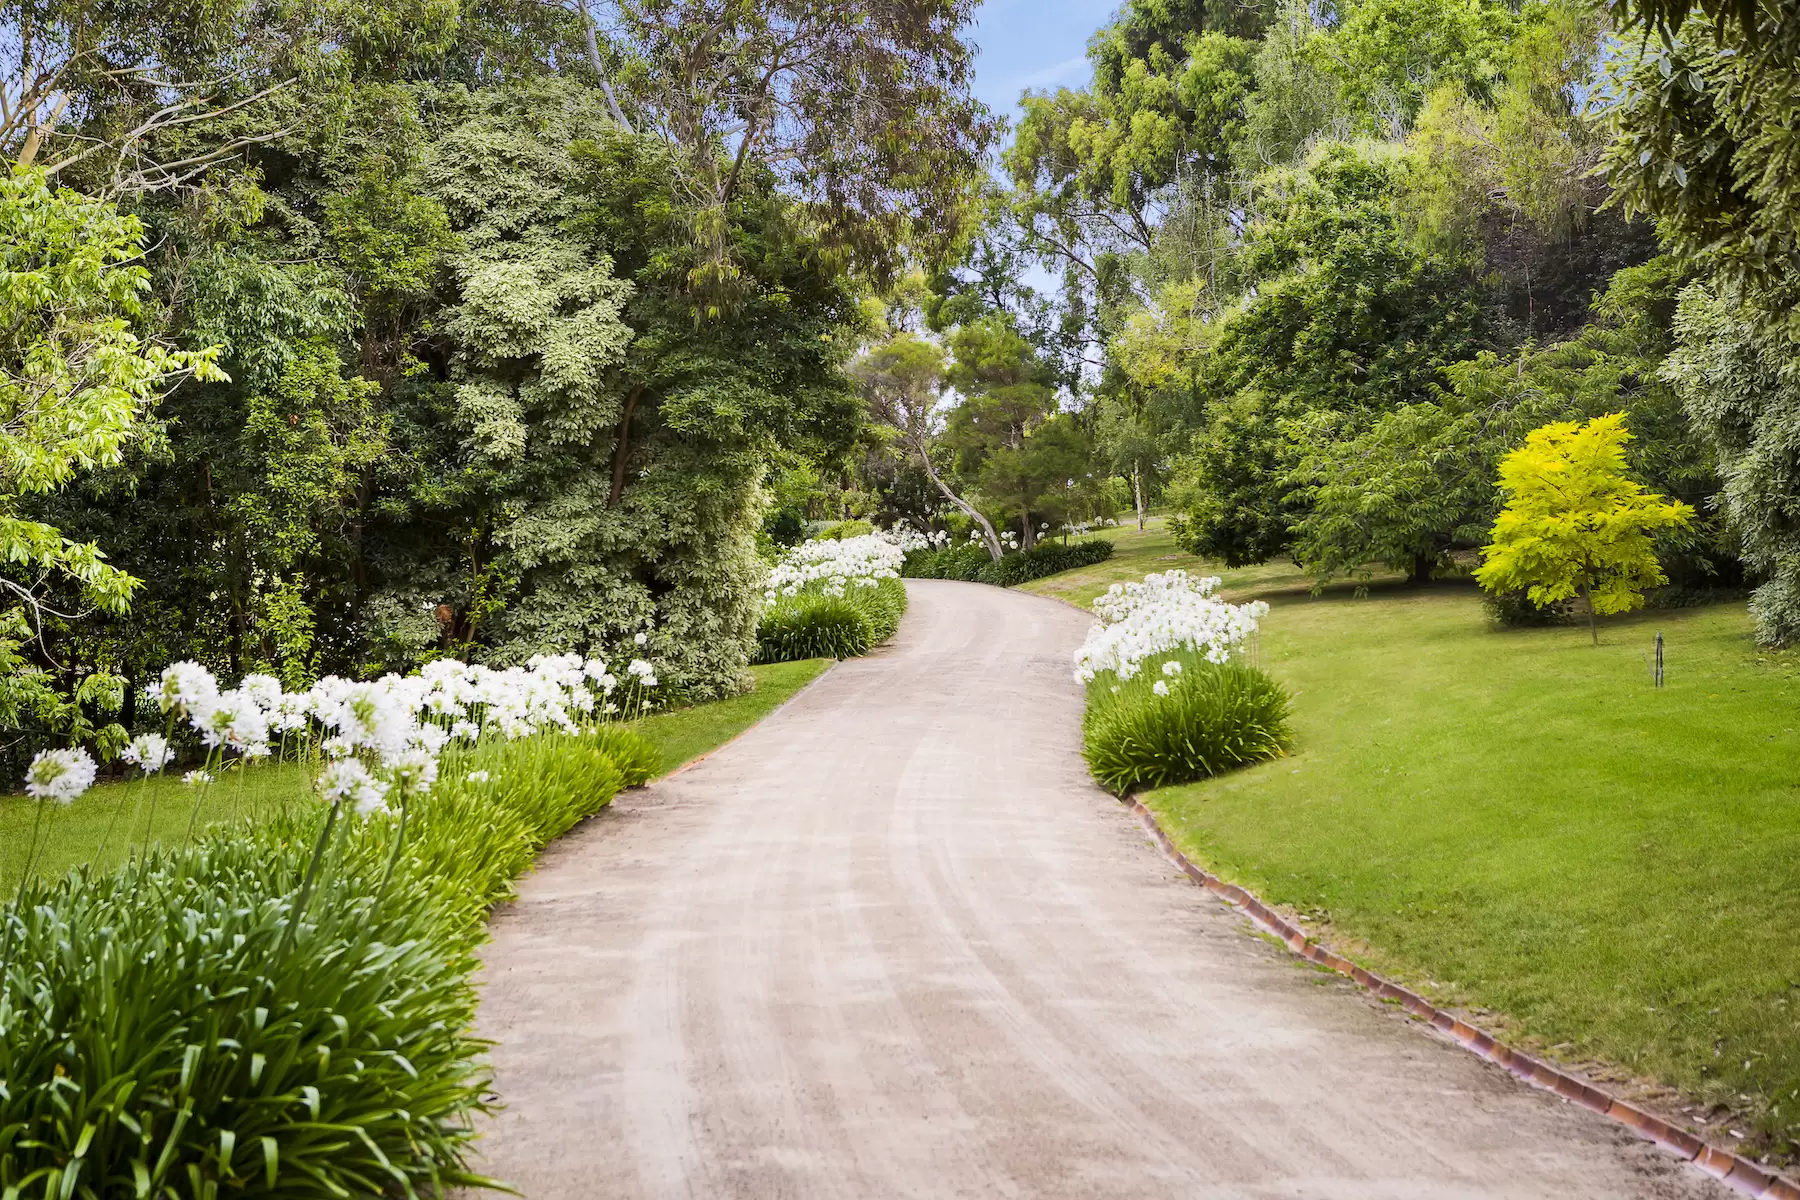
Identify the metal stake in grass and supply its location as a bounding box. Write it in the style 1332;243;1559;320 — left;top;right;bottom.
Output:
1655;631;1665;688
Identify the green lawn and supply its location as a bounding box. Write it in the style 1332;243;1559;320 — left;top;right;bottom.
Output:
1038;545;1800;1157
0;659;832;891
1019;518;1187;608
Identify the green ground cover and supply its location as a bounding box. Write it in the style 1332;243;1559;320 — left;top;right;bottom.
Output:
0;659;831;891
1037;545;1800;1156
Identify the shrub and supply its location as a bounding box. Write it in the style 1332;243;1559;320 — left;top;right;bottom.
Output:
755;592;875;662
979;539;1114;586
901;539;1115;585
815;519;874;541
855;576;907;643
1082;654;1292;795
0;833;490;1199
0;730;635;1197
1482;589;1574;627
902;542;991;580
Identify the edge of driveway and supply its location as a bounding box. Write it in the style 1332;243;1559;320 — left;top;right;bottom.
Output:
661;661;839;782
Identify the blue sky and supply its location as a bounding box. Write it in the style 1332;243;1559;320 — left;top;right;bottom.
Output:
970;0;1119;128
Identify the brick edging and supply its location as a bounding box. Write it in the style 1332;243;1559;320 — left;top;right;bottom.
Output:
1128;797;1799;1199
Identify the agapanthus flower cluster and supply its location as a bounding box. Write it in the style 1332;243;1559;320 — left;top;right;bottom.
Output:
25;748;98;804
1074;570;1269;683
764;531;908;600
120;647;659;817
122;733;173;773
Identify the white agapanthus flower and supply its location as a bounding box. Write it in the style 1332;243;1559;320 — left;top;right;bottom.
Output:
25;748;98;804
191;688;271;754
466;769;491;783
1163;661;1183;677
634;631;648;646
385;746;439;795
762;531;908;600
1074;570;1268;683
183;770;214;786
239;673;284;714
154;660;218;714
317;758;389;817
1152;680;1171;697
123;732;173;773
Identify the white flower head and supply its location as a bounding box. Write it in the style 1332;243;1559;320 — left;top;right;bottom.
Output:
1152;680;1171;696
183;769;214;787
1162;660;1183;677
155;661;218;715
466;769;491;783
316;758;389;817
25;748;97;804
634;631;648;646
123;732;173;773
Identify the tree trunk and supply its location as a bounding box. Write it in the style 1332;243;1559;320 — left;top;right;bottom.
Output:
1021;512;1035;551
917;445;1003;560
1410;551;1434;585
608;384;644;508
1133;464;1146;531
577;0;634;132
1581;579;1598;645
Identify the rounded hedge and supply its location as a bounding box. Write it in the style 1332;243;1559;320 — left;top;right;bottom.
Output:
1083;656;1292;795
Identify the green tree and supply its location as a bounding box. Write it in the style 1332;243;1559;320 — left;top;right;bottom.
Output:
943;316;1070;549
1317;0;1526;136
1473;413;1692;644
603;0;996;288
1601;0;1800;339
0;165;222;748
853;331;1005;560
1661;287;1800;646
1166;142;1484;563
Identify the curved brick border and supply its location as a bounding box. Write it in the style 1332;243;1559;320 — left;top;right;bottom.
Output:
1128;797;1800;1199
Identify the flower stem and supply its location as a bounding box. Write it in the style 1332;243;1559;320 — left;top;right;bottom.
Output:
279;797;342;958
378;790;411;896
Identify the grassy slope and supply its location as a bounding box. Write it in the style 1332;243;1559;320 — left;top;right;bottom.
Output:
0;659;832;890
1031;536;1800;1153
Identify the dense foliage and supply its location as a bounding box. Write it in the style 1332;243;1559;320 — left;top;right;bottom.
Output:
0;0;994;771
821;0;1798;645
754;534;909;663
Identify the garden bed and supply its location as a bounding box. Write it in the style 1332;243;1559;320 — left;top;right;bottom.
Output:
0;660;830;891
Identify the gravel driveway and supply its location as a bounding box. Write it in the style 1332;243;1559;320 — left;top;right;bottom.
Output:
467;579;1727;1199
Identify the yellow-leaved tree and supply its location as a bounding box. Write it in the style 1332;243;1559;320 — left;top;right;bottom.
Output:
1474;413;1692;644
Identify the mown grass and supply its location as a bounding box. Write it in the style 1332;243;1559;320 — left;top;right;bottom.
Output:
1019;517;1263;608
0;659;832;890
1035;541;1800;1155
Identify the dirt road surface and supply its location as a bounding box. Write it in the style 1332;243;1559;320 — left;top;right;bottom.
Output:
468;579;1728;1199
